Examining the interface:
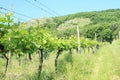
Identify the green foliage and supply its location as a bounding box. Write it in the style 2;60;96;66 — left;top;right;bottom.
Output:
82;22;120;42
0;11;102;58
52;9;120;42
24;9;120;43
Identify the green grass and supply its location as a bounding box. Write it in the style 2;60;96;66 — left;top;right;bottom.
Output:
0;44;120;80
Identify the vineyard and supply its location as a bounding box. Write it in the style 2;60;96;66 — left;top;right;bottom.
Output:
0;10;120;80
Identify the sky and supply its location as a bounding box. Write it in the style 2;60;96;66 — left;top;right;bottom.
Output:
0;0;120;21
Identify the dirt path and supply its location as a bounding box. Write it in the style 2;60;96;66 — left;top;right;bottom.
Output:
90;45;120;80
90;55;103;80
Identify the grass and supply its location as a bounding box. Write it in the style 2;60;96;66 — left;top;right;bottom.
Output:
0;44;120;80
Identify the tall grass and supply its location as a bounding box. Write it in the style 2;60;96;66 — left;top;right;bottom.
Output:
0;44;120;80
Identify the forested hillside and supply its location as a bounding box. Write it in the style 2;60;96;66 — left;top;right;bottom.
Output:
26;9;120;43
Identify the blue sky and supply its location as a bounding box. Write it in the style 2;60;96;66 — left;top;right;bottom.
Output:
0;0;120;21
